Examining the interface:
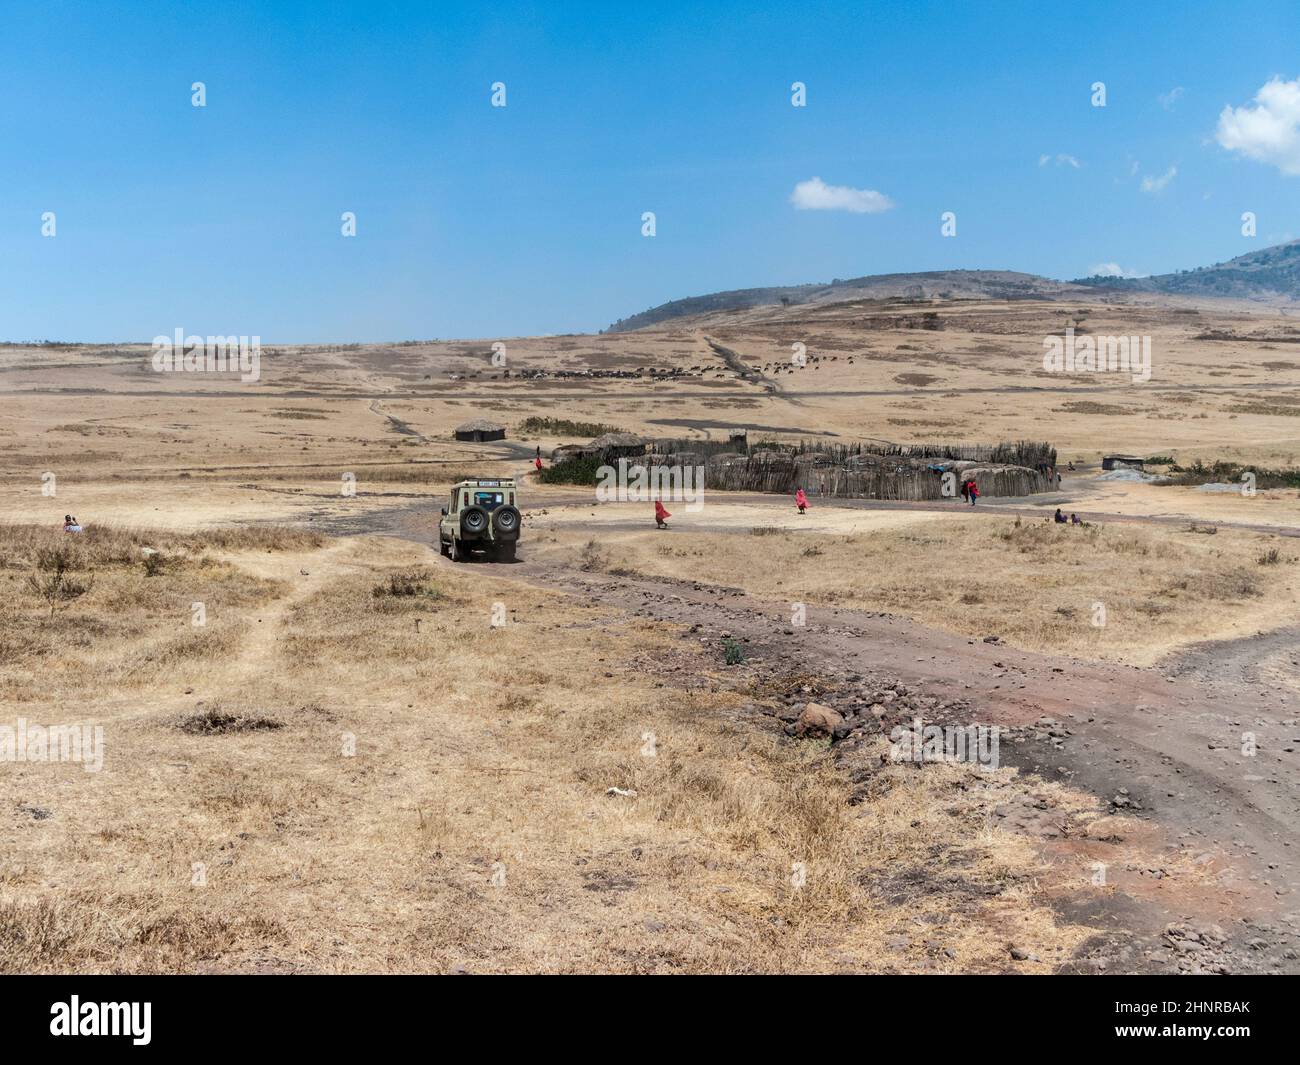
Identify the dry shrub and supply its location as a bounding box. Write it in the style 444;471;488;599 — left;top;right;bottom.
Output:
579;539;607;572
372;570;441;599
24;544;94;616
176;704;284;734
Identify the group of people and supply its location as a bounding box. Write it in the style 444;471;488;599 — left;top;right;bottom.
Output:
1053;508;1085;526
62;514;82;533
959;479;980;505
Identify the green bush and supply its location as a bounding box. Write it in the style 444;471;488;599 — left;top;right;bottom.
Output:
1166;460;1300;490
537;456;604;485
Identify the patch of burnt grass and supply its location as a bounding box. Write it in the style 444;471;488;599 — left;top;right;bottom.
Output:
176;704;283;735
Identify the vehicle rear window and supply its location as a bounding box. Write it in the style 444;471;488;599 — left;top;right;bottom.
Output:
474;492;504;508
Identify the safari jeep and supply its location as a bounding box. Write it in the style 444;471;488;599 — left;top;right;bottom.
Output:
439;478;521;561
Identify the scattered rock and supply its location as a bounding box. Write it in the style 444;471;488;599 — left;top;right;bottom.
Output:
794;702;843;738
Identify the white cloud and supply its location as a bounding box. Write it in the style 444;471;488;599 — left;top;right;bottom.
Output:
1158;86;1184;110
1088;262;1145;279
789;177;894;214
1140;165;1177;193
1039;153;1080;168
1216;76;1300;175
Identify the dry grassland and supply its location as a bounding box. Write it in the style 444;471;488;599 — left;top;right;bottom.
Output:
1;523;1114;973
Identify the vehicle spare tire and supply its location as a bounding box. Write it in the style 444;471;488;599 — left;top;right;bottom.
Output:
460;505;489;537
493;505;521;538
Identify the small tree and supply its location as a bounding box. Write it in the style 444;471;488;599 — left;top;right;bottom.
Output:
26;544;94;617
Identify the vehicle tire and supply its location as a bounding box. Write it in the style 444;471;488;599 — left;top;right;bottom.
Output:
496;541;516;562
460;505;489;538
449;537;462;562
439;535;450;557
493;506;521;538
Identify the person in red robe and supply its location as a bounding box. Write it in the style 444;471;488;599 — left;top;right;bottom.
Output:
795;488;809;514
654;500;671;528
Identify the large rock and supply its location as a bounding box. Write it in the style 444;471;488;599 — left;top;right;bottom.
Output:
795;702;843;738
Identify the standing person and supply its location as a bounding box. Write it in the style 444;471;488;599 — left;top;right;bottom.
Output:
654;500;671;529
1056;470;1062;488
795;487;809;514
533;455;543;474
968;480;979;506
960;479;970;503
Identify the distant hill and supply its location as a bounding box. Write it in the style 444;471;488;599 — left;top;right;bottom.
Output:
1072;239;1300;301
607;241;1300;331
605;270;1079;331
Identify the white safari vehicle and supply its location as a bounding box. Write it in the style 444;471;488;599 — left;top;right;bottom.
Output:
438;478;521;561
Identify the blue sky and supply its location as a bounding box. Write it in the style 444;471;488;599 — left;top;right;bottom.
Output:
1;0;1297;342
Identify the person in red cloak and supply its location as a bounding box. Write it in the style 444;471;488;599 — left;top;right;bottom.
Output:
654;500;671;528
795;488;809;514
533;455;543;473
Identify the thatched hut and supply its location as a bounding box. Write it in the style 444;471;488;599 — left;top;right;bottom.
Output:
454;418;506;443
588;431;647;453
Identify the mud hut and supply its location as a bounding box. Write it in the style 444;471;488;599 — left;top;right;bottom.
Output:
454;418;506;443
